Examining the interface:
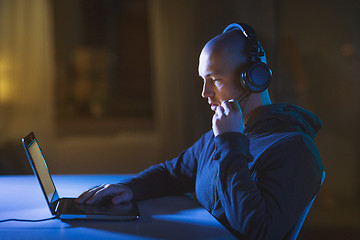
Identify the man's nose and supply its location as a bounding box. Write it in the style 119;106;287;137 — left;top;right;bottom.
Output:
201;81;214;98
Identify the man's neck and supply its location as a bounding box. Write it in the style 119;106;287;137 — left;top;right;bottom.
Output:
240;91;272;125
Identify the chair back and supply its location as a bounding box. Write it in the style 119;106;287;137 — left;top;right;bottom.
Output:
287;171;325;240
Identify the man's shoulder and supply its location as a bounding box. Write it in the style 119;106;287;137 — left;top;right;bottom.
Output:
197;130;215;142
186;130;214;153
249;130;316;161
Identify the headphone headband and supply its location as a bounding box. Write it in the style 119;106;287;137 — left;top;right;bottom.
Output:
223;23;248;37
223;23;263;62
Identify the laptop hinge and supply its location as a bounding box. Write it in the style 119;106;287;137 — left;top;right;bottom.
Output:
51;199;61;215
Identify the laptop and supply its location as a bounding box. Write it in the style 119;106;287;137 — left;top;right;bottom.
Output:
22;131;140;221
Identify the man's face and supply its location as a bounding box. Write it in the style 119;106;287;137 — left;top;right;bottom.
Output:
198;47;246;111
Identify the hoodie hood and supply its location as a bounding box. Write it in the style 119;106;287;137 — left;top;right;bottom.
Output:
244;103;322;139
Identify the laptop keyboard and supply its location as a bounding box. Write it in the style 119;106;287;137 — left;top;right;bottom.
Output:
60;197;114;214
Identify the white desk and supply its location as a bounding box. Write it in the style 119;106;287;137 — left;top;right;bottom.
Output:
0;175;236;240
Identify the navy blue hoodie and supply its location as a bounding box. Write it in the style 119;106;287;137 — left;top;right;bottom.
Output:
123;103;324;239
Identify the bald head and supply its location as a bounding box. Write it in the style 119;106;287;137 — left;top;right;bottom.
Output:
201;30;248;72
198;30;251;83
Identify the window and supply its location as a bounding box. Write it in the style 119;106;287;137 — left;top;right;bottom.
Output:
53;0;153;136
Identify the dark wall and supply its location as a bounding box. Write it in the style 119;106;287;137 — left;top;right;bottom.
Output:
0;1;358;237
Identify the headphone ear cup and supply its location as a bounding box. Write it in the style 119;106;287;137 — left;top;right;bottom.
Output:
241;62;272;93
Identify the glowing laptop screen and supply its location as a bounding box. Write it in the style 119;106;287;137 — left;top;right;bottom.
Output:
27;139;56;205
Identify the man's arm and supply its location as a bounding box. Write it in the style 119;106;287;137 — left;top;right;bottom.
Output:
121;152;197;201
76;131;209;204
121;132;211;200
213;132;323;240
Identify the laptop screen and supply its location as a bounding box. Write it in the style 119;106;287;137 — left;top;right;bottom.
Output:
27;140;56;203
23;133;57;206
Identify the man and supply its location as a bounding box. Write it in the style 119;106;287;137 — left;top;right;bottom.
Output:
77;23;324;239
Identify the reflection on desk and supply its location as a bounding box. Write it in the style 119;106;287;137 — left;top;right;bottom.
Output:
0;175;236;239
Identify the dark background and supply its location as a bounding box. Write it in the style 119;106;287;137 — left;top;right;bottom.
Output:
0;0;359;239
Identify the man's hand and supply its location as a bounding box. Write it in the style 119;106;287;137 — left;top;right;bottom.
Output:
75;183;133;205
212;99;244;137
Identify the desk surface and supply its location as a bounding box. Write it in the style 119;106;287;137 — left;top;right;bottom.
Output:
0;175;236;240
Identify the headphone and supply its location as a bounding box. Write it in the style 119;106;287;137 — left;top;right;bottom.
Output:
223;23;272;93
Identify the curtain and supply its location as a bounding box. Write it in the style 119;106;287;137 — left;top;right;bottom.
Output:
0;0;55;143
